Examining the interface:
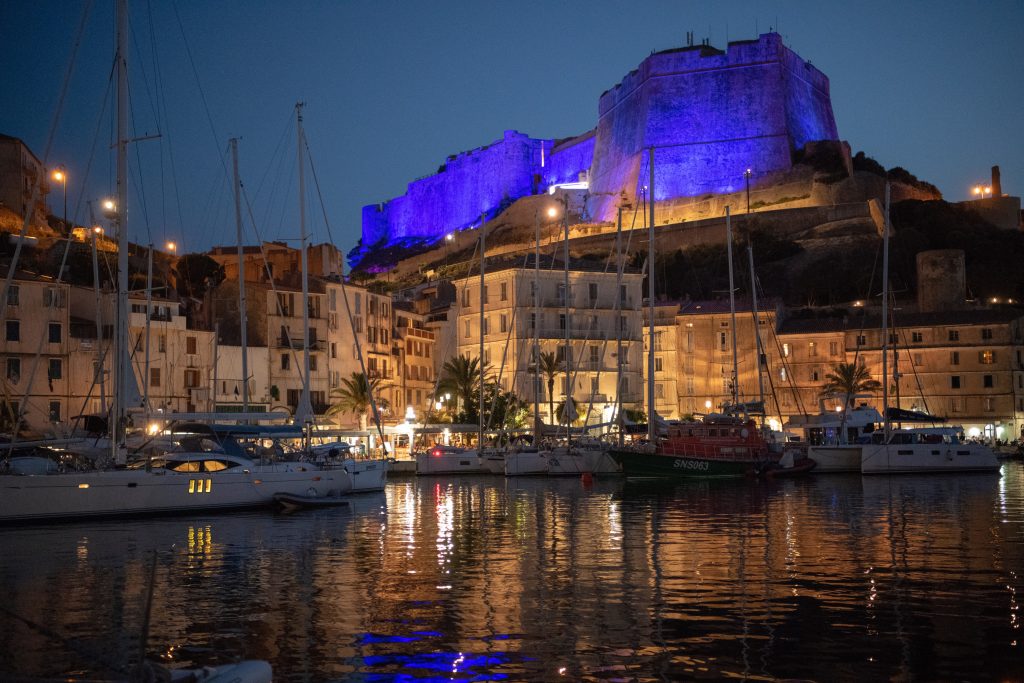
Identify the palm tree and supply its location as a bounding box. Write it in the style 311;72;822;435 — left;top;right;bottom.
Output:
820;361;883;409
437;354;489;423
327;372;381;429
534;350;560;425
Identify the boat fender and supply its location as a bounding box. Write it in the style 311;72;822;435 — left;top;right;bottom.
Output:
740;428;749;438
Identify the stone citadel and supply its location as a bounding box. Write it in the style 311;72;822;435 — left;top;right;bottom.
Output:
354;32;842;268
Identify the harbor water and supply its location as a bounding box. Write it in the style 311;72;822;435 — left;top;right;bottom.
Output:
1;464;1022;681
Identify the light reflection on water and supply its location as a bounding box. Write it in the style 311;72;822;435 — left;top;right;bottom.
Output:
0;466;1022;681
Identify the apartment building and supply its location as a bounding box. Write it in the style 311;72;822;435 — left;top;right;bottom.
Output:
395;304;437;419
0;134;49;227
451;255;644;426
0;275;71;434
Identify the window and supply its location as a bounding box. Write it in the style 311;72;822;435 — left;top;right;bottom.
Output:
6;285;18;306
529;312;536;330
557;283;567;305
591;376;599;393
43;288;66;308
464;320;471;338
686;331;694;353
559;313;566;331
3;357;20;384
589;283;598;301
655;357;663;372
48;323;61;344
950;351;960;365
461;288;470;307
281;353;290;370
500;282;508;301
984;374;994;388
184;369;200;388
911;332;923;343
655;383;664;399
685;377;694;395
500;314;508;333
48;358;62;380
980;351;995;365
888;333;897;345
150;367;161;388
186;336;197;354
984;397;994;412
287;389;300;407
6;320;19;342
950;397;962;413
948;330;960;341
829;341;839;356
719;332;727;352
354;293;362;314
482;317;490;335
48;401;60;422
619;284;627;306
654;331;663;350
808;342;817;357
310;355;318;372
856;334;866;347
780;367;787;382
782;343;790;357
951;375;961;389
982;328;993;340
810;368;820;382
913;353;923;366
158;334;166;352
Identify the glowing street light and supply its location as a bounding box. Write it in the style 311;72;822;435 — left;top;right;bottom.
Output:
101;198;117;219
744;168;752;215
973;185;992;199
52;166;68;235
165;241;177;253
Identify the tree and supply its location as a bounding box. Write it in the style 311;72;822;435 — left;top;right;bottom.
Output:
174;253;225;299
437;354;489;424
820;362;883;408
534;351;561;425
327;372;383;429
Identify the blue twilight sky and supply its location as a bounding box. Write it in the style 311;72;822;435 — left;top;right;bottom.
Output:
1;0;1022;259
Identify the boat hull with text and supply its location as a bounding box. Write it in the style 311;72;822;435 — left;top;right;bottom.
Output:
608;448;759;479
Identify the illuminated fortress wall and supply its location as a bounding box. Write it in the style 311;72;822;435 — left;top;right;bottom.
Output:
586;34;838;221
358;33;838;254
361;130;549;246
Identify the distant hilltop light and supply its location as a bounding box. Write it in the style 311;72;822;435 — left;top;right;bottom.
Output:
354;32;838;268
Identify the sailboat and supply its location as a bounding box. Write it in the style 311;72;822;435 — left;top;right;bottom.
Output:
0;4;349;523
857;184;999;475
608;154;777;478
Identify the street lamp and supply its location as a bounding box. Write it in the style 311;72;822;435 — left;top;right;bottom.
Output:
51;166;67;234
166;241;177;253
101;198;117;219
744;168;752;214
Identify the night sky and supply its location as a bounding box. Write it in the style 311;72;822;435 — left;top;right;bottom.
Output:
2;1;1021;259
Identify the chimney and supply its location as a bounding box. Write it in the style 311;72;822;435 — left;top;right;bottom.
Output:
991;165;1002;197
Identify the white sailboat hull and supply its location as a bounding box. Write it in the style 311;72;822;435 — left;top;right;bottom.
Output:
343;457;389;492
504;451;549;476
860;443;1001;474
807;445;863;473
415;451;488;475
0;463;346;522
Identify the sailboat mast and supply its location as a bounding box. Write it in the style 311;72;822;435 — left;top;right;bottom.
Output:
143;244;152;411
726;206;739;407
563;195;571;445
533;210;540;440
647;147;656;443
479;214;486;450
230;138;249;414
748;243;765;406
881;182;891;440
615;205;624;447
113;0;129;461
91;226;106;412
295;103;313;428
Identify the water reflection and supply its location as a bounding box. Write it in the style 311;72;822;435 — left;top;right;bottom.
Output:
0;467;1021;681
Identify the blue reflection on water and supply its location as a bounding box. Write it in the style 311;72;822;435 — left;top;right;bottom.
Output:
360;651;513;681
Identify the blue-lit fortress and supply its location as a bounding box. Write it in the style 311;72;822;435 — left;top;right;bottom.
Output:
355;33;839;266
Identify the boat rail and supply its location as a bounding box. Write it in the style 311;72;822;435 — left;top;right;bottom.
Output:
657;439;766;461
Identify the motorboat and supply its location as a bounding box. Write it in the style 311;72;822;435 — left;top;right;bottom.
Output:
609;414;777;479
859;427;1001;474
785;403;883;473
414;446;489;475
0;451;346;523
308;441;389;492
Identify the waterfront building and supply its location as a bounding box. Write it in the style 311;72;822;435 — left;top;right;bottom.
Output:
450;256;644;426
0;134;49;228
